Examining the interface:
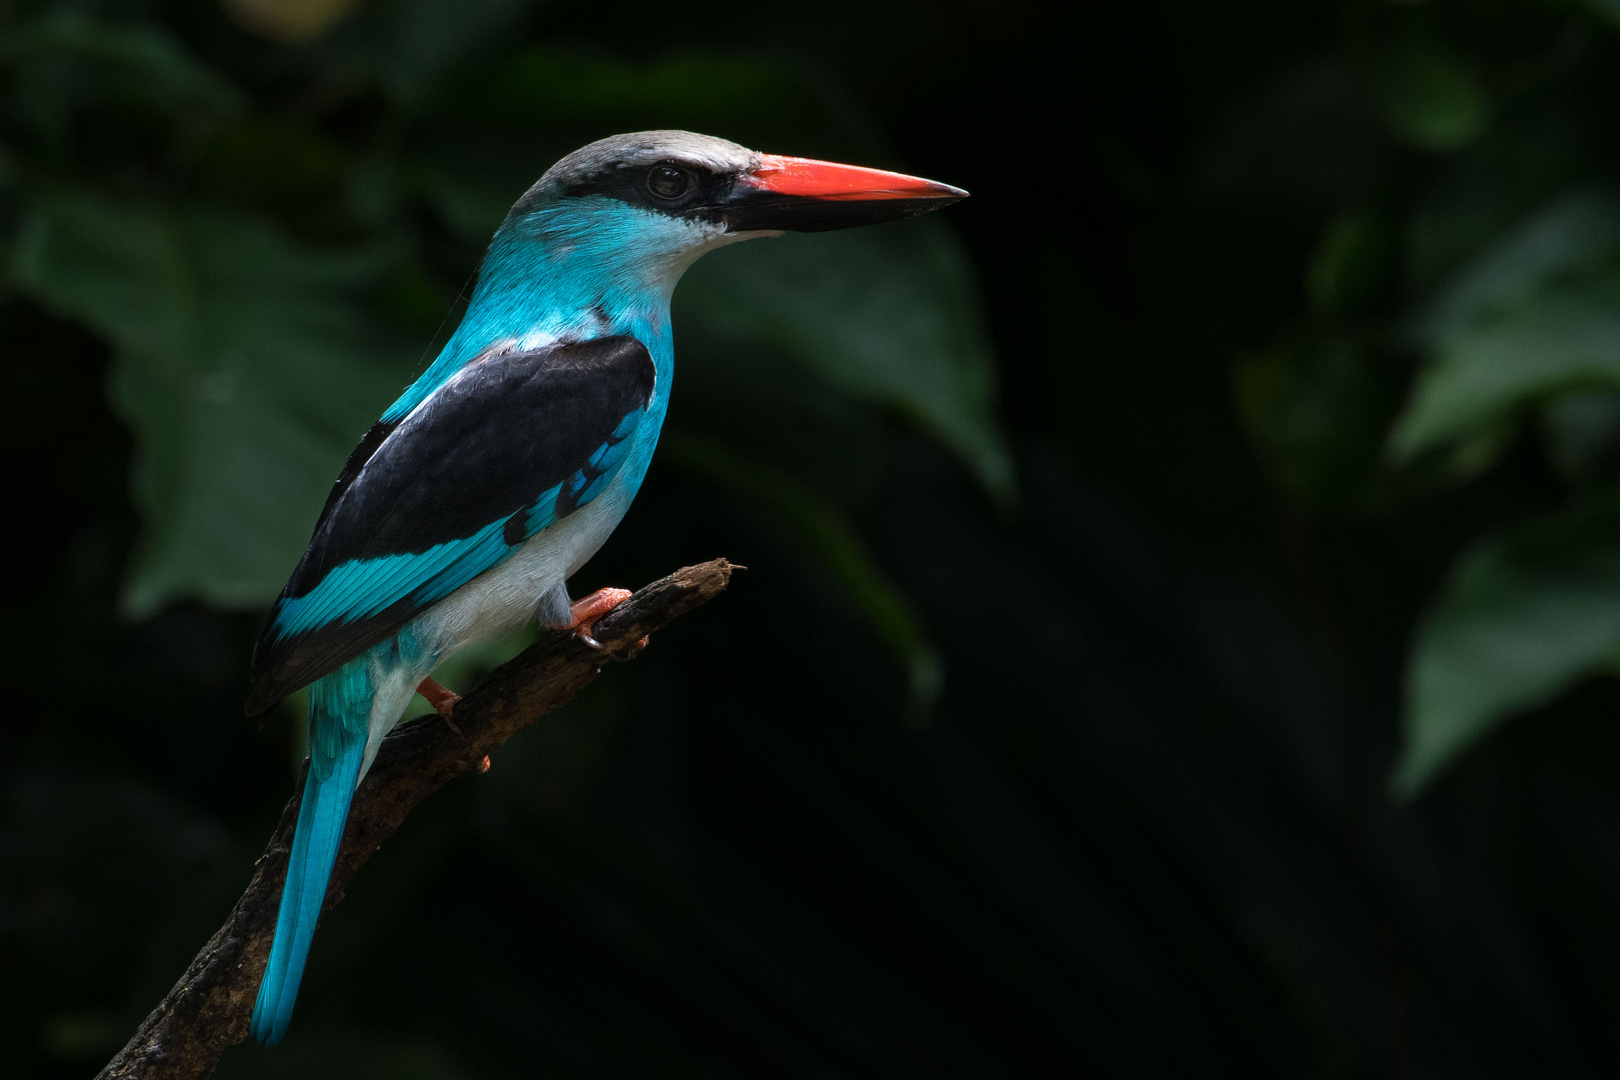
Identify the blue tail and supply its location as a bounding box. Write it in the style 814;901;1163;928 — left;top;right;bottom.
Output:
250;661;372;1046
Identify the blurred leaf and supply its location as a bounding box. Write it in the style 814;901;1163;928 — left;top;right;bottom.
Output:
1402;119;1587;290
1410;187;1620;349
219;0;367;44
1391;276;1620;461
1542;389;1620;482
1195;57;1391;208
1306;206;1390;316
1586;0;1620;31
193;120;357;238
324;0;536;105
10;194;416;616
1373;35;1490;153
484;48;794;123
414;159;515;242
1394;495;1620;796
669;434;943;715
1234;333;1391;512
0;768;234;987
682;225;1014;504
5;13;243;133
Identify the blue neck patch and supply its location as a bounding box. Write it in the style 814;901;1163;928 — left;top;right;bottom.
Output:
382;197;721;422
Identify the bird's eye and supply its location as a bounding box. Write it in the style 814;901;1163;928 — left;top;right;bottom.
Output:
646;164;692;200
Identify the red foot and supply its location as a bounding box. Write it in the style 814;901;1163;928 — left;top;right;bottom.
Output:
417;676;463;733
567;587;642;649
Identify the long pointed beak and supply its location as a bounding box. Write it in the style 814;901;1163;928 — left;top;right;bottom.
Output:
721;154;968;232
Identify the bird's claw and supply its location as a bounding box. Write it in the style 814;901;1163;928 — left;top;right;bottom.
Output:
416;676;463;733
566;587;634;650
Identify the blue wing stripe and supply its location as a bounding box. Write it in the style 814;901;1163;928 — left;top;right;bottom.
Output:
574;471;609;505
514;480;565;542
272;519;513;640
313;556;390;627
416;522;514;604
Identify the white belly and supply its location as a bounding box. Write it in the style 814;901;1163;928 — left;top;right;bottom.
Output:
411;470;636;659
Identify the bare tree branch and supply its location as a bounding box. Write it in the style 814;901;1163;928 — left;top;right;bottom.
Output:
97;559;737;1080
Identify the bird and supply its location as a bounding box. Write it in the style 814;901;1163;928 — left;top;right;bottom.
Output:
243;129;966;1046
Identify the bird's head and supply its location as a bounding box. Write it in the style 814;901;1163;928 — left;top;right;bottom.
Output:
487;130;967;302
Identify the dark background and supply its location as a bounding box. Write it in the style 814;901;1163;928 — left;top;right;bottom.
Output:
7;0;1620;1076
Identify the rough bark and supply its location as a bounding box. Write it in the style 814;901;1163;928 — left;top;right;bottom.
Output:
97;559;736;1080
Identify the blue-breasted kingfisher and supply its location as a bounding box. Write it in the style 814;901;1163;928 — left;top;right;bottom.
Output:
242;130;966;1045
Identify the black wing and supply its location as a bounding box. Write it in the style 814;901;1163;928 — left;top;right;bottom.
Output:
245;335;655;714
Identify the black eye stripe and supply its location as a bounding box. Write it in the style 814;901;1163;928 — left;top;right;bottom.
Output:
550;160;732;221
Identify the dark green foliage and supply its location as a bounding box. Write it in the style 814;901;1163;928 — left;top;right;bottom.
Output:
8;0;1620;1076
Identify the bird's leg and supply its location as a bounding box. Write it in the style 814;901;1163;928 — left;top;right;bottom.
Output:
418;678;489;770
416;677;463;733
566;587;648;651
